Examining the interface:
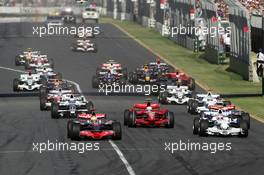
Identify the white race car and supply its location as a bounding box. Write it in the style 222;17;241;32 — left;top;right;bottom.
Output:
159;85;192;104
76;30;94;38
187;92;221;114
71;39;97;52
193;110;248;137
50;95;93;118
13;72;41;91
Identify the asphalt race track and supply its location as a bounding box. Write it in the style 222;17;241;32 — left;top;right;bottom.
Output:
0;22;264;175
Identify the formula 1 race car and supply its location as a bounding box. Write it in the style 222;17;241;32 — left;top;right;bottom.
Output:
13;72;41;91
71;39;97;52
193;110;249;137
159;85;192;105
96;60;128;78
187;92;223;114
39;79;74;98
92;72;126;88
129;65;162;84
76;30;95;38
162;70;195;90
40;88;74;110
147;57;174;74
15;49;39;66
67;112;122;140
25;55;54;69
61;8;76;23
124;100;174;128
200;104;251;129
51;95;94;118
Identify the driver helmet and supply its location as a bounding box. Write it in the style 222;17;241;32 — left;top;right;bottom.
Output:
27;48;32;52
91;112;97;122
146;106;152;113
156;57;161;64
28;71;32;76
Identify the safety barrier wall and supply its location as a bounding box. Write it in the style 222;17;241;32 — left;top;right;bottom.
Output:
102;0;255;81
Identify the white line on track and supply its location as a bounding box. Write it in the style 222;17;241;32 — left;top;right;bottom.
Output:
0;65;136;175
0;66;26;73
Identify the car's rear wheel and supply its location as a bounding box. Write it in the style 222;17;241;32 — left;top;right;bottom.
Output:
15;56;21;66
51;103;59;119
199;119;208;137
13;78;20;91
112;122;122;140
71;123;80;140
159;91;169;104
39;86;47;98
128;111;136;127
92;75;99;88
166;111;174;128
67;120;73;138
40;97;47;111
193;117;200;135
241;113;250;129
188;78;195;90
86;101;94;113
124;109;130;126
239;120;248;137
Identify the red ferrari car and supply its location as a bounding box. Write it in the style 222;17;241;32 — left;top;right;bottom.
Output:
124;101;174;128
163;70;195;90
67;112;122;140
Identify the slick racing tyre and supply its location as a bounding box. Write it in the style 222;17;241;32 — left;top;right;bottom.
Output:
199;119;208;137
51;103;59;119
39;86;47;98
13;78;20;92
15;56;22;66
67;120;73;138
128;111;136;127
159;91;169;104
86;101;94;113
124;109;130;126
193;117;200;135
239;120;248;138
188;78;196;90
71;123;80;140
112;122;122;140
166;111;174;128
241;113;250;129
40;97;47;111
92;75;99;88
122;68;128;79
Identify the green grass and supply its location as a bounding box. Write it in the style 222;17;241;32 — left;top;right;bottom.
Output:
101;18;264;120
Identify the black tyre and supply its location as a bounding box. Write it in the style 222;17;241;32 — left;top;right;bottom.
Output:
159;91;169;104
239;120;248;137
128;111;136;127
187;99;193;113
39;86;47;98
124;109;130;126
51;103;59;119
112;122;122;140
166;111;174;128
119;76;127;85
13;78;20;92
241;113;250;129
67;120;73;138
122;68;128;79
49;58;54;68
188;78;195;90
86;101;94;112
25;62;31;69
199;119;208;137
40;97;47;111
92;75;99;88
190;101;198;114
15;56;21;66
193;117;200;135
71;123;80;140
